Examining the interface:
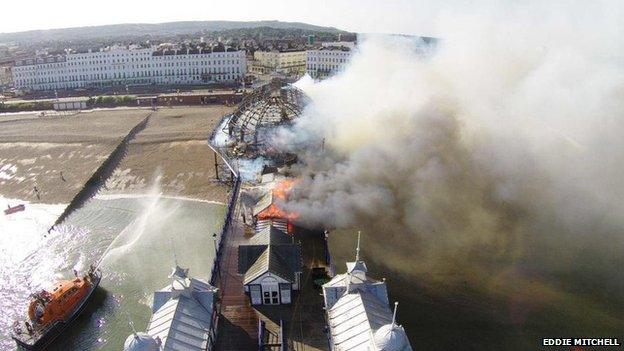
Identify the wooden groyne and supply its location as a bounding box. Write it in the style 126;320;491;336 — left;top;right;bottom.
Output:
49;113;151;230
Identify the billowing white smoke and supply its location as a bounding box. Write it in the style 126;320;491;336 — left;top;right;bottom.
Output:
275;0;624;301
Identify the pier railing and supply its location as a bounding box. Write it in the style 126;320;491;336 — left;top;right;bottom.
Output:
206;157;239;351
279;320;286;351
258;320;265;350
209;175;240;286
256;319;286;351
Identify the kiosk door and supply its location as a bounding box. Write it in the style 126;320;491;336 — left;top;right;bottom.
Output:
279;283;291;304
250;285;262;305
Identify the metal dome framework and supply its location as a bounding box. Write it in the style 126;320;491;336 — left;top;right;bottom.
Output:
224;79;307;157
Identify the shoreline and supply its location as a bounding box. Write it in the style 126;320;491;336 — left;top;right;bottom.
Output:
95;193;226;205
0;105;157;118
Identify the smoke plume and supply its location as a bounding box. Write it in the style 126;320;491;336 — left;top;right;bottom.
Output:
276;0;624;326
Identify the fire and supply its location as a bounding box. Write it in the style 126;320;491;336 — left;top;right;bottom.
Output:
257;179;300;222
272;179;295;200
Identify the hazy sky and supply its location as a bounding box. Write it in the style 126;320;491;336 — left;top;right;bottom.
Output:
0;0;460;35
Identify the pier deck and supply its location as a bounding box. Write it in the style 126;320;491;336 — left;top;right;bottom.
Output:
257;230;329;351
214;190;330;351
215;202;258;351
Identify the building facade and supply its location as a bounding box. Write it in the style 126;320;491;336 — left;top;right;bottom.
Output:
53;97;88;111
0;65;12;89
251;49;306;75
12;47;246;91
306;46;353;79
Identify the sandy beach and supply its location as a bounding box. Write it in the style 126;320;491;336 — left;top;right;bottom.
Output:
0;106;233;204
102;106;233;202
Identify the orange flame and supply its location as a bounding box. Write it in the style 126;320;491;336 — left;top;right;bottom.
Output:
272;179;296;200
257;179;300;222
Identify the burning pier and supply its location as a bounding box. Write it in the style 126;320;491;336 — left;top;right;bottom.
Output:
224;79;306;159
209;79;306;172
208;79;329;351
207;78;414;351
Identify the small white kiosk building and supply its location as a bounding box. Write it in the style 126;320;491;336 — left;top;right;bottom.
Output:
238;225;301;305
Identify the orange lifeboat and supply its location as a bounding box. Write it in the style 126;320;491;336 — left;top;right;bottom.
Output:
12;265;101;350
29;276;91;325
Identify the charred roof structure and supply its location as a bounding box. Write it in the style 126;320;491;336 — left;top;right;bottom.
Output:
224;79;307;159
209;79;306;183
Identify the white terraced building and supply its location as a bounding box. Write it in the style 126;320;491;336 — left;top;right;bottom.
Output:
12;46;247;91
251;49;307;74
306;45;354;78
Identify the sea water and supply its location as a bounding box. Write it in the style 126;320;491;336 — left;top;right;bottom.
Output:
0;194;225;350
